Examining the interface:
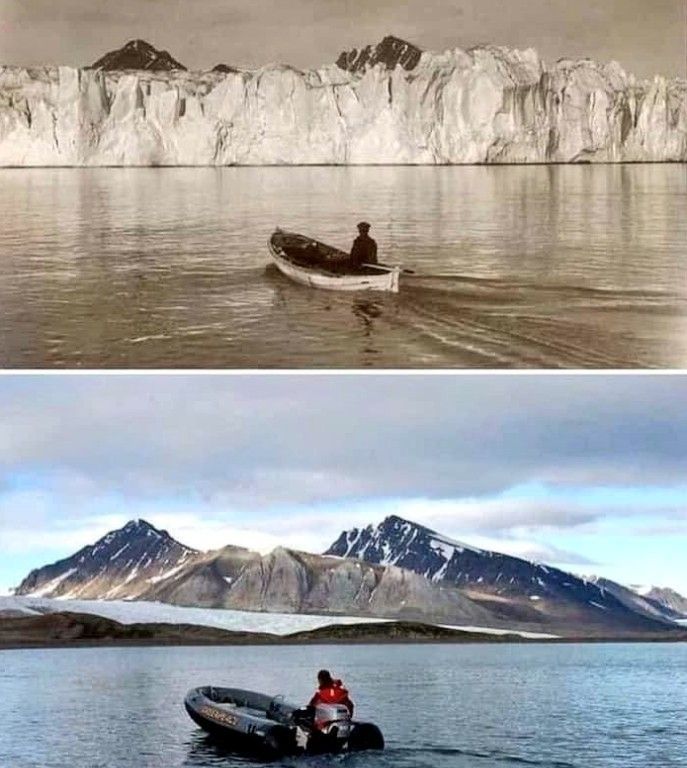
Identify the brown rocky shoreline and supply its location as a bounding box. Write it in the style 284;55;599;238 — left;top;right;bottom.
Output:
2;612;685;650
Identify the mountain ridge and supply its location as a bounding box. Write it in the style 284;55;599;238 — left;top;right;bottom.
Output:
630;585;687;618
587;576;685;622
13;517;682;637
15;519;495;628
325;515;679;633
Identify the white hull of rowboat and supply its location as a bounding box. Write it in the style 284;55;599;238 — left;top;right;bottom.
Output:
269;236;400;293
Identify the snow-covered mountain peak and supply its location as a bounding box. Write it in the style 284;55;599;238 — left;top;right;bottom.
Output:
92;518;176;550
122;517;152;531
397;515;469;543
326;514;480;573
324;515;679;633
120;518;166;538
15;519;198;600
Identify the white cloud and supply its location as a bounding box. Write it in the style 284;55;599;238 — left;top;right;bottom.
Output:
456;535;596;566
2;375;687;584
3;374;687;511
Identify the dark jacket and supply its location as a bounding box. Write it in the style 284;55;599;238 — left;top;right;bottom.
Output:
309;679;354;716
350;234;378;267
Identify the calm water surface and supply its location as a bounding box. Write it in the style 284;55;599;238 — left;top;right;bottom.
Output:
1;644;686;767
1;166;685;368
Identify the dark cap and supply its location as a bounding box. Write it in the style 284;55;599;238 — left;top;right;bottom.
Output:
318;669;333;683
357;221;371;231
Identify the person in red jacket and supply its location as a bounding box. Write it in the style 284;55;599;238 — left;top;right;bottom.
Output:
309;669;354;717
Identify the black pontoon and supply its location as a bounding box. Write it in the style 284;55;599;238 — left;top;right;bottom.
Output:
184;686;384;758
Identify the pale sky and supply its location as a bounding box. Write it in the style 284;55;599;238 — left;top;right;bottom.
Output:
1;374;686;595
0;0;685;78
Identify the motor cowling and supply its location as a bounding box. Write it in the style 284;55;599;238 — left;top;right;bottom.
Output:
313;703;352;739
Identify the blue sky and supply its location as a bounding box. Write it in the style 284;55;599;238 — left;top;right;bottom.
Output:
1;374;686;594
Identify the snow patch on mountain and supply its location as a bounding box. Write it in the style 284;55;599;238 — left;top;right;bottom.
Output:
28;568;78;598
629;585;687;617
146;562;190;584
326;516;679;633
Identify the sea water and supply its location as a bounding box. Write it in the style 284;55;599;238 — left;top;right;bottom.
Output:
1;642;686;767
1;165;685;368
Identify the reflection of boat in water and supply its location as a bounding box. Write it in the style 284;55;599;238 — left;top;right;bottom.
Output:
184;686;384;758
269;229;401;293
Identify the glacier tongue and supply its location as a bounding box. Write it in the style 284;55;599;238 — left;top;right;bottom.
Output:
0;45;685;166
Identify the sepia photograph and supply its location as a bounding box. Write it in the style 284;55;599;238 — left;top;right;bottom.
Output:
0;0;685;368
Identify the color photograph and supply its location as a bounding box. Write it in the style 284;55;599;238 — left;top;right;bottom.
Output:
2;374;687;766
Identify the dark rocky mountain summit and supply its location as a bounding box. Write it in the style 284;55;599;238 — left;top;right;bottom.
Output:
16;519;197;600
336;35;422;73
326;515;677;633
212;63;240;74
91;39;187;71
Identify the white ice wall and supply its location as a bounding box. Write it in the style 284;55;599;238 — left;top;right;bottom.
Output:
0;46;684;166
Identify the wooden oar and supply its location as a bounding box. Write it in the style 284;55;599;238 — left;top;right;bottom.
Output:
362;262;417;275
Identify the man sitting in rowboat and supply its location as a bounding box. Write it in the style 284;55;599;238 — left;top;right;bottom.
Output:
349;222;378;268
269;224;399;291
313;222;378;271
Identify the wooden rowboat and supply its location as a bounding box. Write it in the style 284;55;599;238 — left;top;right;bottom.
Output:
268;230;401;293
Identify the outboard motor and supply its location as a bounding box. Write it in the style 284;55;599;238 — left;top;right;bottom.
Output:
313;703;352;741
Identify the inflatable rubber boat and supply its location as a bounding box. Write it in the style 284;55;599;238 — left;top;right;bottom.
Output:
184;686;384;758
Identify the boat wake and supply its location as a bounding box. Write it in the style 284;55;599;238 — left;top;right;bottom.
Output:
392;274;685;369
18;261;681;369
374;746;577;768
182;733;578;768
261;265;686;369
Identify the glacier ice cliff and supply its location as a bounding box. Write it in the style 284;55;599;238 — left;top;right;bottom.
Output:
0;43;685;166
